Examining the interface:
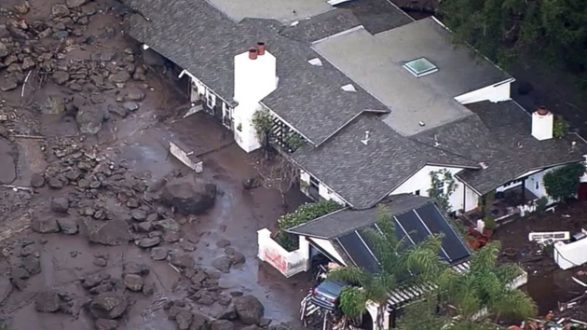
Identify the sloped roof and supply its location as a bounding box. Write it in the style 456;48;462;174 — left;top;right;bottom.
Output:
291;114;478;209
124;0;387;146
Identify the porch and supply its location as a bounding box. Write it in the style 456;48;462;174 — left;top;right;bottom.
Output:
464;185;539;223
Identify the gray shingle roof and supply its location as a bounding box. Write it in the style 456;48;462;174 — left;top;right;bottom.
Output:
288;194;431;239
291;114;478;209
124;0;387;146
279;8;361;43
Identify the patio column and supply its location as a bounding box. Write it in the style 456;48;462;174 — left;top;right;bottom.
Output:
521;179;527;203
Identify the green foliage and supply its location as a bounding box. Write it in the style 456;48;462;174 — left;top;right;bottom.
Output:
440;0;587;72
553;116;569;139
339;287;367;318
330;206;446;322
284;133;305;152
536;196;549;212
275;200;341;251
397;296;450;330
439;242;537;323
428;169;457;212
483;215;496;230
543;163;585;201
252;109;272;146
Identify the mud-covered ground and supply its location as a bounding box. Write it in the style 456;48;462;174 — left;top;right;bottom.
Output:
493;201;587;320
0;1;311;329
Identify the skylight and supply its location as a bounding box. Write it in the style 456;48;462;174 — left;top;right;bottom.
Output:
403;58;438;77
308;58;323;66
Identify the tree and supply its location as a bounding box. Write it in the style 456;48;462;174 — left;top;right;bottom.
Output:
399;242;536;330
329;206;446;328
439;0;587;71
543;163;585;202
252;109;273;152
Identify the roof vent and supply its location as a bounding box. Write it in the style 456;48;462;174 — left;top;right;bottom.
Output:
433;134;440;147
479;162;488;169
418;121;425;127
341;84;356;92
361;130;370;145
308;58;323;66
290;20;299;26
403;58;438;77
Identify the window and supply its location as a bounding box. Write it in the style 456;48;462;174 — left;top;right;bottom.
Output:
435;181;444;194
403;58;438;77
206;93;216;108
414;190;420;196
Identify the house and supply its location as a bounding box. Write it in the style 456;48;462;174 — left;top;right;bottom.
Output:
122;0;587;217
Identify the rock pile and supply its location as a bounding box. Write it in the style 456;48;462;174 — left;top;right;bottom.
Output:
34;290;86;317
7;239;41;290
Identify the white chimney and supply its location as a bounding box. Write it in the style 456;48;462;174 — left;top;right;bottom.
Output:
531;106;553;141
233;42;278;153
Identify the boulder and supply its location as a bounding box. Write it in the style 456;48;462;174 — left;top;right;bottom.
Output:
40;95;66;115
125;87;145;101
30;173;45;188
123;274;143;292
109;71;130;83
142;281;155;295
218;305;237;320
81;219;130;246
22;255;41;275
122;101;139;112
52;71;70;85
234;295;264;325
66;0;88;8
152;218;179;232
176;310;193;330
47;176;65;189
160;179;216;215
35;291;61;313
89;292;128;319
131;209;147;221
76;107;106;135
123;262;150;276
95;319;118;330
0;41;9;58
150;247;168;261
169;251;194;269
81;273;111;289
225;247;245;265
52;4;70;17
212;256;232;273
138;236;161;248
51;197;69;213
210;320;235;330
57;218;78;235
31;217;60;233
191;311;209;330
0;77;17;92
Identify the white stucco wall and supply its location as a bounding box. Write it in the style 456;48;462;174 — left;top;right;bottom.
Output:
454;79;513;105
391;165;464;212
463;184;480;212
526;166;563;201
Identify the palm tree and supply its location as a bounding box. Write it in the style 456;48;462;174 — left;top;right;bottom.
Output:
329;206;446;329
398;242;537;330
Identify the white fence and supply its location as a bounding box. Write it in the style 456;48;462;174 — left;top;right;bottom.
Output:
257;228;310;278
169;142;203;173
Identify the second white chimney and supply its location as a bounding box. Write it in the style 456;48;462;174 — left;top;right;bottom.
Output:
531;106;553;141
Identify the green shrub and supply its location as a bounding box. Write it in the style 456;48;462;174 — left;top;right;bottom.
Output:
339;286;367;318
275;200;341;251
536;197;549;212
553;117;569;139
543;163;585;202
483;216;496;230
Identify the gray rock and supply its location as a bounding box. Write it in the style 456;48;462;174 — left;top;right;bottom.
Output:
76;107;105;135
138;236;161;248
81;219;130;246
89;292;128;319
93;257;108;267
125;87;145;101
131;209;147;221
216;239;231;248
163;231;181;243
107;104;127;118
57;218;78;235
218;304;237;320
212;256;232;273
123;274;143;292
152;218;179;232
52;71;70;85
234;295;264;325
31;217;60;233
41;95;66;115
123;262;150;276
133;221;153;233
176;310;193;330
122;101;139;112
160;179;216;215
142;281;155;295
35;291;61;313
22;255;41;275
30;173;45;188
0;41;9;58
169;251;194;269
225;247;245;265
210;320;235;330
51;197;69;213
150;247;168;261
66;0;88;8
52;4;70;17
81;273;110;289
191;311;209;330
0;77;17;92
95;319;118;330
109;71;130;83
47;176;65;189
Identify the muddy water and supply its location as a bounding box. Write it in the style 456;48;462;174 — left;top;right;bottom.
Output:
0;137;16;184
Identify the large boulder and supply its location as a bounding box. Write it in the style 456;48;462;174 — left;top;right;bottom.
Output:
0;41;9;58
89;292;128;319
57;218;78;235
160;178;216;215
234;295;264;325
35;291;61;313
76;107;106;135
50;197;69;213
81;219;130;246
123;274;143;292
31;217;60;233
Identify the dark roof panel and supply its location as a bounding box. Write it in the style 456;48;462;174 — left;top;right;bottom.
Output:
338;231;380;273
417;204;470;263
